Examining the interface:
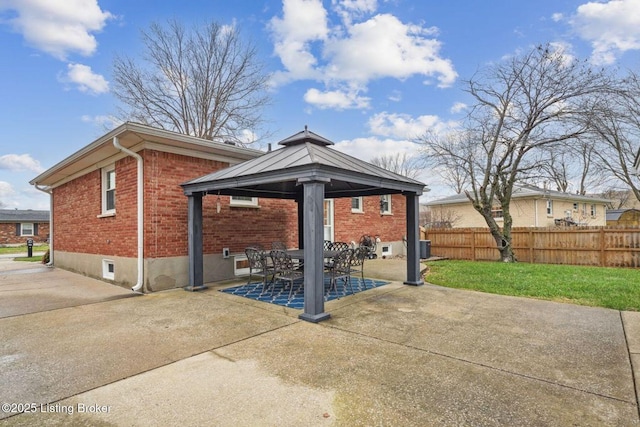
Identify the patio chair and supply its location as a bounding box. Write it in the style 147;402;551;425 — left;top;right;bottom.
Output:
270;249;304;299
331;241;350;251
271;241;287;251
326;248;354;295
323;240;334;251
245;247;276;294
350;246;367;282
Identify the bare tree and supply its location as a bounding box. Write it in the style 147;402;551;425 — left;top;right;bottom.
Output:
370;152;423;179
536;138;604;194
588;70;640;203
419;45;609;261
112;19;270;145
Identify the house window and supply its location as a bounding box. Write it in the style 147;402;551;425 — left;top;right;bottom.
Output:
351;197;363;213
230;196;258;207
102;259;115;280
590;204;597;217
102;164;116;215
20;223;34;236
546;200;553;216
573;203;578;212
582;203;587;216
491;206;503;219
380;195;391;214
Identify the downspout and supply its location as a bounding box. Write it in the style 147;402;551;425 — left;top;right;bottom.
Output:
534;199;539;227
34;184;53;266
113;136;144;292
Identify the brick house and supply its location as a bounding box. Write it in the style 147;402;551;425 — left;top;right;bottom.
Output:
0;209;50;246
30;123;408;292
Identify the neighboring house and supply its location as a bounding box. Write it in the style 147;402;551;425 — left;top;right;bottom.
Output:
606;209;640;226
30;122;407;291
425;184;610;228
0;209;50;246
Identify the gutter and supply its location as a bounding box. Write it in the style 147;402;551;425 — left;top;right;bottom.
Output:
113;136;144;292
34;185;53;266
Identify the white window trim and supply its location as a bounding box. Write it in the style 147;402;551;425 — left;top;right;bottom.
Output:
351;196;364;213
380;195;392;215
101;164;116;216
546;199;553;216
230;196;259;208
590;204;597;217
102;259;115;280
20;223;34;236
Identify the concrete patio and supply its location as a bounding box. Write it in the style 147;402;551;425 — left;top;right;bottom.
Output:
0;256;638;426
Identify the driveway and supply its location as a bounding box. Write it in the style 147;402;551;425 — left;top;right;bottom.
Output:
0;257;639;426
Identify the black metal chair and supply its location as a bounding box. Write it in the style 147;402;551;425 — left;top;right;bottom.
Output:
350;246;367;282
270;249;304;299
271;241;287;251
331;241;350;251
326;248;354;295
245;247;276;294
323;240;333;251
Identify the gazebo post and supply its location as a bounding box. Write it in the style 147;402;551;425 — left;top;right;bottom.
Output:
404;193;424;286
298;179;331;323
185;192;207;291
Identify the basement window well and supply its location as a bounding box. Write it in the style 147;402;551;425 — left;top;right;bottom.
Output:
102;259;115;280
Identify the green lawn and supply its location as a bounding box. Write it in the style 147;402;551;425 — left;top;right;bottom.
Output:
0;244;48;255
425;260;640;312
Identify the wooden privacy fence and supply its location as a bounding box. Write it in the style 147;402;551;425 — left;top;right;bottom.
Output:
421;227;640;268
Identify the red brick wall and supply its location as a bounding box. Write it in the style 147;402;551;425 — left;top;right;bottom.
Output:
53;156;138;257
52;147;405;259
333;195;406;244
53;149;300;259
0;223;49;245
144;150;299;257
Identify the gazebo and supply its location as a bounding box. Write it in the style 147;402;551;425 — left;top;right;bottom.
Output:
181;127;426;322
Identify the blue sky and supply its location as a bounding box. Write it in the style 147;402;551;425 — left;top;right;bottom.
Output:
1;0;639;209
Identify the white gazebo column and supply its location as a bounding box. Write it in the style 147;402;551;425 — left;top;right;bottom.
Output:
298;178;330;322
185;192;206;291
404;193;424;286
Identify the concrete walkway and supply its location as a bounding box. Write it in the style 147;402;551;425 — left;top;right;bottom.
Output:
0;257;638;426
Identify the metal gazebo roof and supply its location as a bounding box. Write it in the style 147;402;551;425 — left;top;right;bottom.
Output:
181;127;426;198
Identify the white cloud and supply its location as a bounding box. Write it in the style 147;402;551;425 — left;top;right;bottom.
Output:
450;102;468;114
571;0;640;64
62;63;109;94
0;181;15;198
304;87;371;109
551;12;564;22
269;0;457;108
368;112;458;139
333;136;419;162
268;0;329;85
0;154;44;173
0;0;113;60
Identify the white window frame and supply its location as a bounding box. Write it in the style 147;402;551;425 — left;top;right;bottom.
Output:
546;199;553;216
101;164;116;215
380;195;392;215
491;206;503;220
102;259;115;280
590;204;597;217
20;223;34;236
230;196;258;207
351;197;363;213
